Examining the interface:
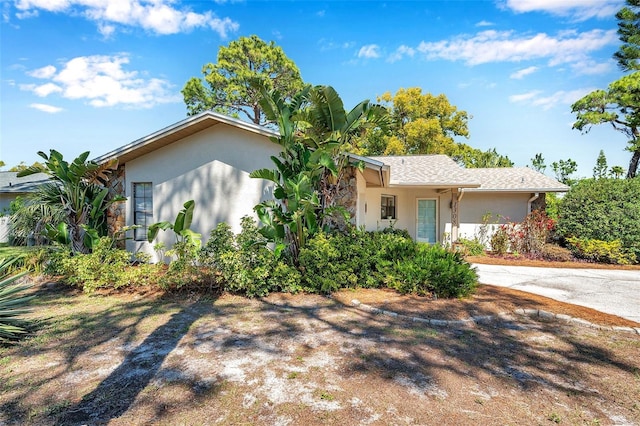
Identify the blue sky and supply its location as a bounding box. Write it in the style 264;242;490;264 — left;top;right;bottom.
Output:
0;0;630;178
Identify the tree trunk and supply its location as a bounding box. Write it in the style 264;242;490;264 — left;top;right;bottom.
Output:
627;148;640;179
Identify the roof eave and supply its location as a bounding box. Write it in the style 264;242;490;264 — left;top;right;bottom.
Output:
93;111;279;165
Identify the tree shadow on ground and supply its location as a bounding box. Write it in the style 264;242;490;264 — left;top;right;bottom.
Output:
57;300;213;425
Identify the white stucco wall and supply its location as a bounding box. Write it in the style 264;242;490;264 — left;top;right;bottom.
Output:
124;123;280;261
359;184;450;242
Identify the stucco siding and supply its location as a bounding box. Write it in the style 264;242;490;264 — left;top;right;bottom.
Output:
459;192;531;224
361;186;449;242
123;123;279;260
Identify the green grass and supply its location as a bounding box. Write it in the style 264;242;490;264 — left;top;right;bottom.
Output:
0;245;37;259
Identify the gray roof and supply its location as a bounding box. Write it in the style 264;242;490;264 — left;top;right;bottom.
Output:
370;155;568;192
463;167;569;192
0;172;50;193
369;155;480;188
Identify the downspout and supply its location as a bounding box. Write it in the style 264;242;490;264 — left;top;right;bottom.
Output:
527;192;540;214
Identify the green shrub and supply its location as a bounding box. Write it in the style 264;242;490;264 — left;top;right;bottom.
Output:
390;245;477;298
558;177;640;262
490;227;509;255
566;237;634;265
200;217;301;297
456;238;485;256
540;244;573;262
51;237;161;293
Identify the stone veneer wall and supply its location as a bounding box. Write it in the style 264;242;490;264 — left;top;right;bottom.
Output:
106;164;126;247
531;193;547;212
332;166;358;231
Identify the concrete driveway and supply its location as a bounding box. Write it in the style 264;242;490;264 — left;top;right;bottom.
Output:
474;264;640;324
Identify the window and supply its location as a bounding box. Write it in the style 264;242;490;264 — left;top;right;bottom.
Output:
133;183;153;241
381;195;396;219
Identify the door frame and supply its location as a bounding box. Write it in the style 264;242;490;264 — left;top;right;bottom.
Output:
416;198;438;243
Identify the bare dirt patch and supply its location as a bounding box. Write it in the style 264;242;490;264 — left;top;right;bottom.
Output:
1;281;639;425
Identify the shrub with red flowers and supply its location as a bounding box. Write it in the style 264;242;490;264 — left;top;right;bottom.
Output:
490;210;555;258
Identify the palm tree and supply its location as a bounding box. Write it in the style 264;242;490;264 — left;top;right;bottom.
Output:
17;150;123;254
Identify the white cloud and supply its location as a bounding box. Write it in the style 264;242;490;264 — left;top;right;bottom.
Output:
387;45;415;63
358;44;380;59
510;66;538;79
30;103;63;113
476;20;494;27
509;90;542;103
27;64;56;79
21;54;180;108
13;0;239;37
33;82;63;96
571;60;613;75
509;88;595;110
414;29;617;67
503;0;622;20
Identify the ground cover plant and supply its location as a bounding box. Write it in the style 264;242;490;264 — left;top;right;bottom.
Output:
0;281;638;425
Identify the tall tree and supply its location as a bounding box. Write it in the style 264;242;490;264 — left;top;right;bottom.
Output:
593;150;609;178
182;35;304;125
530;153;546;173
453;145;513;168
572;1;640;178
572;72;640;178
551;158;578;186
374;88;470;156
614;0;640;71
17;150;122;254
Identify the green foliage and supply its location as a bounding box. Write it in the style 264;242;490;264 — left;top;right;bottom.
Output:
16;150;123;253
530;153;546;173
375;88;470;156
490;227;509;255
453;145;513;168
252;85;385;260
298;228;477;298
566;237;635;265
182;35;304;124
52;237;161;293
148;200;202;266
593;150;609;179
551;158;578;186
456;238;486;256
390;245;477;298
200;217;301;297
614;0;640;72
557;177;640;262
572;72;640;178
0;257;33;343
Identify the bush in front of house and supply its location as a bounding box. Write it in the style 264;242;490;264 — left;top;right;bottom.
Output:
565;237;635;265
46;238;163;293
201;218;477;299
557;177;640;263
199;217;302;297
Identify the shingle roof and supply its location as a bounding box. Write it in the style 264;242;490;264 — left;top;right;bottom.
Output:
369;155;569;192
0;172;50;193
463;167;569;192
369;155;480;187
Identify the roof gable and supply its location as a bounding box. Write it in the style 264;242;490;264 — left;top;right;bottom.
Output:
93;111;279;165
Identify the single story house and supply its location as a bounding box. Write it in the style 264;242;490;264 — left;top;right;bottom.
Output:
0;171;50;243
94;111;568;262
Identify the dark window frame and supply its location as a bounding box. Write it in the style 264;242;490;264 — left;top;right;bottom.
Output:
381;194;396;220
133;182;153;241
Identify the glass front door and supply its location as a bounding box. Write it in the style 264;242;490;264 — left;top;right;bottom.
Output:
416;199;437;243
